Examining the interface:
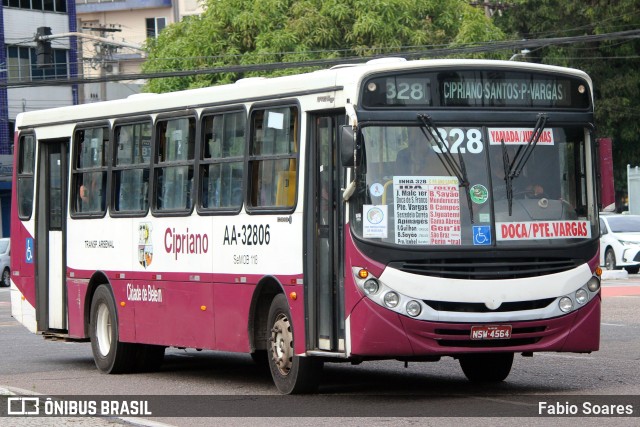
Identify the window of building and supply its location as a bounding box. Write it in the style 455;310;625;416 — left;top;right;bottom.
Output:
146;17;166;38
17;134;35;220
72;126;109;216
7;46;30;83
7;46;68;82
2;0;66;12
248;105;298;210
112;121;152;214
200;110;246;211
153;116;196;213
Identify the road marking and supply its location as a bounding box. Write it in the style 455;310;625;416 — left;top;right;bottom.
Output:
0;321;19;327
601;322;626;327
537;353;595;360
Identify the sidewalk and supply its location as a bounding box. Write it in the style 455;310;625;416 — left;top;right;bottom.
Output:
600;269;640;297
600;270;630;280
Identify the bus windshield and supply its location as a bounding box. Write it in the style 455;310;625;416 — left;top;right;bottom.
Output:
350;124;595;247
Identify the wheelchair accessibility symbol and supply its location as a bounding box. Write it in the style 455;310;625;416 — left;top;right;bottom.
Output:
25;238;34;263
473;226;491;245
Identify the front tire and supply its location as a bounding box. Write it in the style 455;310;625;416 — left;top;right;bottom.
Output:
459;353;514;383
1;268;9;287
90;284;137;374
605;248;617;270
267;294;323;394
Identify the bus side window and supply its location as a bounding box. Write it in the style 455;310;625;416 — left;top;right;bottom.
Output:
199;110;246;211
17;134;36;219
112;121;151;214
72;126;108;216
154;116;195;212
248;106;298;210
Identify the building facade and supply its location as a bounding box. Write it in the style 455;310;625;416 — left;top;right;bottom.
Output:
76;0;203;103
0;0;202;237
1;0;79;236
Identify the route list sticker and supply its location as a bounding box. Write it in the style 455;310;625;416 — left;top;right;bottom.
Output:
393;176;461;245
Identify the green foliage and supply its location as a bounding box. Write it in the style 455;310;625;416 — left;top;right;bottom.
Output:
494;0;640;195
142;0;505;93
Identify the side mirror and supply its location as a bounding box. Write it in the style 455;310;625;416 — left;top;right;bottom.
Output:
340;125;360;167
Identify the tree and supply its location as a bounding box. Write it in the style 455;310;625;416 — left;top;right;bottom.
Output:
493;0;640;197
142;0;505;93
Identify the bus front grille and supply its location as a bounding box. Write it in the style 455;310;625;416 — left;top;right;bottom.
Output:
391;258;578;280
423;298;555;313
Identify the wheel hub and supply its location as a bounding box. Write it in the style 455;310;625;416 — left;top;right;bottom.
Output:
95;303;112;357
270;313;293;376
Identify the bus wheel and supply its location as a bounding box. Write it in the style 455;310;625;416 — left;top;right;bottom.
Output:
459;353;514;383
267;294;323;394
90;284;136;374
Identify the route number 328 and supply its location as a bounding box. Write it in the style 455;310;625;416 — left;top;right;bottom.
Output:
432;128;483;154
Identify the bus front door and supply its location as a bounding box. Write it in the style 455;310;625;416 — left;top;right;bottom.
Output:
307;114;345;353
35;139;68;332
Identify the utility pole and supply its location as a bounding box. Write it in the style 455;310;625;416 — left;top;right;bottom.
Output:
83;25;121;102
35;27;53;68
34;26;144;103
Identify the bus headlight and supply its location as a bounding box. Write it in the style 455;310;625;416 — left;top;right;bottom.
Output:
363;279;380;295
383;292;400;308
587;276;600;292
559;297;573;313
575;289;589;304
406;300;422;317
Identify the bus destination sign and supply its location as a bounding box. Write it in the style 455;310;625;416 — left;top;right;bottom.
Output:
362;70;590;109
442;79;568;106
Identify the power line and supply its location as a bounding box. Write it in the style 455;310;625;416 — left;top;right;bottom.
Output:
3;28;640;88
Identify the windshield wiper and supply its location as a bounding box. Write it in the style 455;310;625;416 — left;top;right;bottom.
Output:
503;113;548;215
417;113;473;223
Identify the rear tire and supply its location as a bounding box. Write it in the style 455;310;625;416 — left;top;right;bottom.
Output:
267;294;323;394
459;353;514;383
624;266;639;275
89;284;137;374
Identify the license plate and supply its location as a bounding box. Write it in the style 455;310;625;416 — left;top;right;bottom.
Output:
470;325;512;340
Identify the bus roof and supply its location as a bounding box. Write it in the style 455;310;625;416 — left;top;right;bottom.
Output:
16;59;592;129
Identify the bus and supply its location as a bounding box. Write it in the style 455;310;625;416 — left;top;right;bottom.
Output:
10;58;601;394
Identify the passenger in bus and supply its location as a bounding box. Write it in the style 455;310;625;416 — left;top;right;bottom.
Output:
395;127;444;176
79;173;102;212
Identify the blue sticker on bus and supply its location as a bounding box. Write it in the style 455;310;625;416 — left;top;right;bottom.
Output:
473;226;491;245
25;238;34;263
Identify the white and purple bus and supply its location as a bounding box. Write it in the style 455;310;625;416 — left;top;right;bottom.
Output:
10;58;601;393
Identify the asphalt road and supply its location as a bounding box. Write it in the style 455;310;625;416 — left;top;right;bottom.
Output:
1;276;639;426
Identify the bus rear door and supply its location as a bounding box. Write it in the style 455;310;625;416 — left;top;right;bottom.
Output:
35;139;69;332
